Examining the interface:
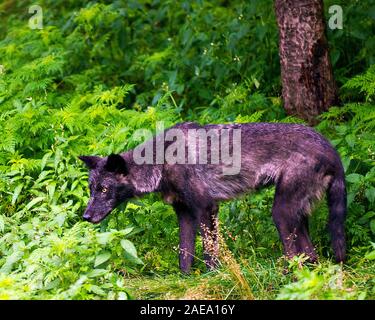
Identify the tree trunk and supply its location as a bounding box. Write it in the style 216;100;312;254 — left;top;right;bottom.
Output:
275;0;339;125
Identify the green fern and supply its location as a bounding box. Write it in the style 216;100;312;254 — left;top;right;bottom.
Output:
344;64;375;101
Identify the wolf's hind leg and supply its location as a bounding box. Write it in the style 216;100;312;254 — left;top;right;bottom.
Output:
199;204;219;270
295;215;318;263
272;187;301;259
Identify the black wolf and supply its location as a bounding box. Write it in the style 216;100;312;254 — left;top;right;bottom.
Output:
79;122;347;273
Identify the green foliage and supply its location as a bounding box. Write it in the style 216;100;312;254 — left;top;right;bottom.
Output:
316;102;375;251
325;0;375;83
0;223;140;299
0;0;374;300
343;64;375;101
277;260;367;300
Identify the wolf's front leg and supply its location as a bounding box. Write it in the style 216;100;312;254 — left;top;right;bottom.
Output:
174;202;198;273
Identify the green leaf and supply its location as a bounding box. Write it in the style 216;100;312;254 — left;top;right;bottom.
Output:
358;292;367;300
41;152;52;171
54;149;62;170
370;220;375;235
25;197;45;211
94;251;111;267
120;239;142;264
90;285;106;295
345;134;356;147
87;269;107;278
47;182;57;200
119;227;134;236
54;212;66;227
341;157;351;172
364;250;375;260
44;278;61;290
346;173;363;184
330;139;342;147
96;232;113;245
12;184;24;205
365;188;375;204
0;250;23;274
0;215;4;233
347;192;356;206
117;292;128;300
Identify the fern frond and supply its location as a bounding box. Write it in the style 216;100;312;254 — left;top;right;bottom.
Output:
344;64;375;101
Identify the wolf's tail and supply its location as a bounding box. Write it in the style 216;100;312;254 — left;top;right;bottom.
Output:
327;164;347;263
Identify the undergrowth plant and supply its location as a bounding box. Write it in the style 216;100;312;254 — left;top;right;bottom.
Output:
0;0;374;300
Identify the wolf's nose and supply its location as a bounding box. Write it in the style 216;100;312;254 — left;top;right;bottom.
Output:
83;213;91;221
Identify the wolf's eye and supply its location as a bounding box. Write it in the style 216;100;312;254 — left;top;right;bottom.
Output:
101;187;108;193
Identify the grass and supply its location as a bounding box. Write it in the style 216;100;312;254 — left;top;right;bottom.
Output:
124;260;374;300
124;231;374;300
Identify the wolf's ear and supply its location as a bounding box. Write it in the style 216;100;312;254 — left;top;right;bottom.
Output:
79;156;101;169
104;154;128;175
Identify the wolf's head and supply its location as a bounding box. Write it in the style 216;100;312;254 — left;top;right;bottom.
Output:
78;154;135;223
79;153;162;224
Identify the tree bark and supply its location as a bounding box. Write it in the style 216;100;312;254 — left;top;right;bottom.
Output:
275;0;339;125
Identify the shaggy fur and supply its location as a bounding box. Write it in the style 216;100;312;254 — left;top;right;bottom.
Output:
79;122;347;273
